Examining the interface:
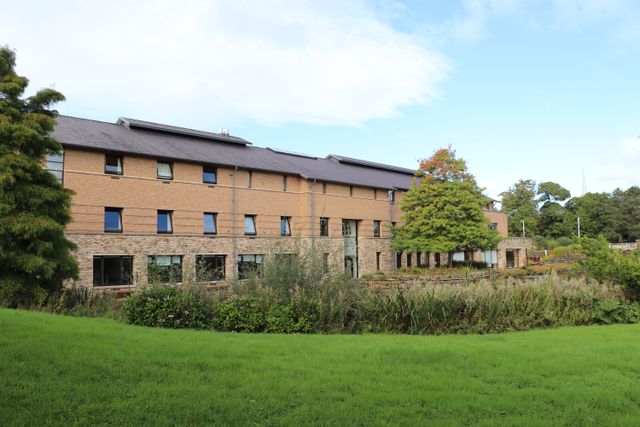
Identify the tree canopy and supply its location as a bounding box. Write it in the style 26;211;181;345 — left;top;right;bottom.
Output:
0;46;77;306
392;148;500;266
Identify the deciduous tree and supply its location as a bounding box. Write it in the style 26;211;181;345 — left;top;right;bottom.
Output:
392;148;500;267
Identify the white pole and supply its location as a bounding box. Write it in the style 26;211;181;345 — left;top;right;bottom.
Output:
522;220;526;238
577;217;581;238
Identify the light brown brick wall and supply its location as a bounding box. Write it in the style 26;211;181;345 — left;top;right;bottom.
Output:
61;147;510;287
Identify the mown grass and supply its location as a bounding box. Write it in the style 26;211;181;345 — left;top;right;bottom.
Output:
2;309;640;426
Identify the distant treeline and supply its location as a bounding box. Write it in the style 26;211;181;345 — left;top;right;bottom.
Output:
500;180;640;243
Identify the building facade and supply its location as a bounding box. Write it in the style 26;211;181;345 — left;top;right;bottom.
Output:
48;116;530;289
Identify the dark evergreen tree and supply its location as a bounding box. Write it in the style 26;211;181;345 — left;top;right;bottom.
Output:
392;148;500;267
0;46;77;306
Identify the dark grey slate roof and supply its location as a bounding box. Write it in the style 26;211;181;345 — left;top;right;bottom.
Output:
117;117;251;145
52;115;417;190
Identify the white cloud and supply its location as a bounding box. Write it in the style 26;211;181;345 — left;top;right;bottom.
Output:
0;0;449;127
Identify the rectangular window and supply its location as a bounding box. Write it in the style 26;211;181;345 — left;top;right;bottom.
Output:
320;217;329;237
93;256;132;287
373;220;381;238
45;151;64;184
244;215;256;235
282;175;287;192
373;189;377;199
247;170;252;188
238;254;263;279
407;253;412;267
349;186;354;197
157;161;173;180
104;207;122;232
196;255;226;282
203;166;217;184
147;255;182;283
157;210;173;234
105;154;123;175
376;252;381;270
396;252;402;269
280;216;291;236
489;223;498;230
453;252;465;262
389;190;396;204
204;212;217;235
322;182;327;194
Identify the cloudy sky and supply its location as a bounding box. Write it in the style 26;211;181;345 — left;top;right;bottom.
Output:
2;0;639;198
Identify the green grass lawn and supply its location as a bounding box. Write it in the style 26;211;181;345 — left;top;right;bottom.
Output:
2;309;640;426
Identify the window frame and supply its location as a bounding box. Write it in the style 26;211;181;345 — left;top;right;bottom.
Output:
244;214;257;236
373;220;381;238
388;189;396;204
105;154;123;175
280;216;291;236
157;210;173;234
203;212;217;235
282;175;287;192
45;150;64;185
237;254;264;279
247;170;253;188
202;165;217;184
195;254;226;282
157;161;173;180
93;255;133;287
104;207;123;233
319;217;329;237
147;255;183;283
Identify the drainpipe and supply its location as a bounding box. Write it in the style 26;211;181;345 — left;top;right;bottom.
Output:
310;178;317;244
231;166;238;280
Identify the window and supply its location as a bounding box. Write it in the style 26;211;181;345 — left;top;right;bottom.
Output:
104;208;122;232
349;186;353;197
407;253;412;267
105;154;123;175
388;190;396;204
93;256;132;287
322;182;327;194
147;255;182;283
373;189;378;199
396;252;402;269
376;252;381;271
320;217;329;237
157;210;173;234
373;220;381;238
323;253;330;273
204;212;217;235
282;175;287;192
203;166;217;184
244;215;256;235
157;161;173;180
196;255;226;282
280;216;291;236
489;223;498;230
238;254;263;279
45;151;64;184
247;170;252;188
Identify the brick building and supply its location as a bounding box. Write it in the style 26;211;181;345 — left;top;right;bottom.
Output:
47;115;530;289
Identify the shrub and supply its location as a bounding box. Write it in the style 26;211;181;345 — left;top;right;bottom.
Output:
533;235;548;249
451;260;488;269
557;237;574;247
122;286;213;329
579;237;640;291
52;286;123;319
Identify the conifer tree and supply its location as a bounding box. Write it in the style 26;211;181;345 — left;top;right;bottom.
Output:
0;46;77;306
392;147;500;267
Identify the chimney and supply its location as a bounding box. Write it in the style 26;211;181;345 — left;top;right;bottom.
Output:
219;128;229;135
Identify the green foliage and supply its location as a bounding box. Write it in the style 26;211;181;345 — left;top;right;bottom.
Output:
500;179;540;236
122;286;213;329
532;235;548;249
0;46;77;306
579;237;640;290
51;286;122;319
393;147;500;261
451;260;488;269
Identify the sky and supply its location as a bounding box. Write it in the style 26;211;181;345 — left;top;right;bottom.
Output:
2;0;639;199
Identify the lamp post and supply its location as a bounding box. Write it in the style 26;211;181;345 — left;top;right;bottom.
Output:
522;220;526;238
577;217;581;238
